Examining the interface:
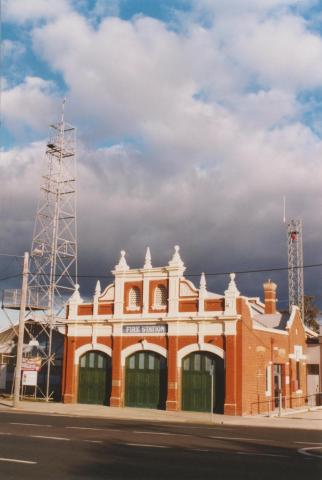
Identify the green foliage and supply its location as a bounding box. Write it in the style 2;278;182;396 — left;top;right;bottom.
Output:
303;295;320;333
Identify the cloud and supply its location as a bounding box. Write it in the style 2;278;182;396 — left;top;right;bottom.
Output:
1;0;322;307
3;0;71;24
2;76;58;135
2;39;26;59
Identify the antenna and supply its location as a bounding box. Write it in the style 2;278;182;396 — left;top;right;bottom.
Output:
283;196;286;224
287;218;304;320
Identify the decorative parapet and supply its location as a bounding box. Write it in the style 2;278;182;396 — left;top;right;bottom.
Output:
68;284;83;319
224;273;240;316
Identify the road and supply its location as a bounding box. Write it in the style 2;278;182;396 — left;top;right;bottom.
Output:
0;411;320;479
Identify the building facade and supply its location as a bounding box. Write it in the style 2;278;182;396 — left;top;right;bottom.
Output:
62;247;308;415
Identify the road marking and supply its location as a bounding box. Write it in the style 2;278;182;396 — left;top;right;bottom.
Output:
0;432;12;436
133;431;182;436
0;457;37;464
126;443;169;449
236;452;288;458
190;448;210;452
66;426;121;432
10;422;52;428
210;436;266;442
30;435;70;441
295;442;322;445
83;440;103;444
298;447;322;458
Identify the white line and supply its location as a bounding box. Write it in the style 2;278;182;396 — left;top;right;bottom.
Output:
0;432;12;436
190;448;210;452
30;435;70;441
10;422;52;428
237;452;288;458
66;426;121;432
0;457;37;465
83;440;103;444
298;447;322;458
126;443;169;449
133;431;178;436
210;436;266;442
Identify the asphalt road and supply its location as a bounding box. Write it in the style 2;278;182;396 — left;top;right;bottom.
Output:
0;411;320;480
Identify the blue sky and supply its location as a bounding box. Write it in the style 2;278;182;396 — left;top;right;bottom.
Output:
1;0;322;316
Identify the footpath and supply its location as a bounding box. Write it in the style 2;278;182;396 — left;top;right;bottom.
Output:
0;398;321;431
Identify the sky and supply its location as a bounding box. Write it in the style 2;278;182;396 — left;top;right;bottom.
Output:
1;0;322;319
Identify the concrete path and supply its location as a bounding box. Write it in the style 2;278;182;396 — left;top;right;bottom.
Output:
0;398;321;430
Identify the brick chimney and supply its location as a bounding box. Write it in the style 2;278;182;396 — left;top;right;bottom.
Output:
263;280;277;314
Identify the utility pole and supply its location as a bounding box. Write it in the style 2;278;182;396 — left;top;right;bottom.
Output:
13;251;29;408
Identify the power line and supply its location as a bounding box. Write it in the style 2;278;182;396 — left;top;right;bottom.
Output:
2;261;322;284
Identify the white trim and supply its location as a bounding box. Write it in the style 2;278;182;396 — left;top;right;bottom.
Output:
75;343;112;365
253;325;288;335
121;342;167;366
177;343;225;364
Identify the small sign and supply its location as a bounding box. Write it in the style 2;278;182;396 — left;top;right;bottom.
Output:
122;324;167;334
0;364;7;389
21;357;42;371
22;370;38;386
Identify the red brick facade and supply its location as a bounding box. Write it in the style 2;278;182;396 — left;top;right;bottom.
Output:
62;248;308;415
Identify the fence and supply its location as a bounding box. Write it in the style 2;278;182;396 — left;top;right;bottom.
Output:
250;392;322;416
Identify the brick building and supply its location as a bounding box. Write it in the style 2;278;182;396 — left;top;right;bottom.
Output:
62;246;307;415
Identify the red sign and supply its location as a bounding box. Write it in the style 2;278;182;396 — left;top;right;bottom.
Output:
21;357;42;372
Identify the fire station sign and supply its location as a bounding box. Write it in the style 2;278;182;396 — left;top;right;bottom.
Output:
122;325;167;334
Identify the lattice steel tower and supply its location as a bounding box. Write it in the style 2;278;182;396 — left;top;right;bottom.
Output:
287;218;304;319
28;100;77;398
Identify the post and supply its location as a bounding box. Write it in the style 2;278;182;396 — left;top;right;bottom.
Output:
13;251;29;408
210;363;214;422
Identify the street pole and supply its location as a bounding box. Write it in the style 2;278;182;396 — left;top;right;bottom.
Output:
210;364;214;422
13;251;29;408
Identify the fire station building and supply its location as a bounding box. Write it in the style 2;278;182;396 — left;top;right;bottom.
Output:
62;246;307;415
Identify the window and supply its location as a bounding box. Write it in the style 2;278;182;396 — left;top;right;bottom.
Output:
296;361;301;390
128;287;141;311
307;364;319;375
152;285;167;310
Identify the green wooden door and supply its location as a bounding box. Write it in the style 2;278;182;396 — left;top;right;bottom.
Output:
125;352;167;409
78;351;111;405
182;352;215;412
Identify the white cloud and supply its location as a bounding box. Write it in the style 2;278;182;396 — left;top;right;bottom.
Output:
2;1;322;301
2;76;58;133
3;0;70;23
2;39;26;59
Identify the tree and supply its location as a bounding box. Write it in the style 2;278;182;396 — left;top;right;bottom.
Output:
303;295;320;333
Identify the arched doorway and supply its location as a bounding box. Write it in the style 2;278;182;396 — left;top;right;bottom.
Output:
125;351;167;409
78;351;112;405
182;352;224;413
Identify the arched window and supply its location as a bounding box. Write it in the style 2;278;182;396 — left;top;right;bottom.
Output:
152;285;167;310
128;287;141;311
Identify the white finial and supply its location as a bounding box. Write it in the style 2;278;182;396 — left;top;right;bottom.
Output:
115;250;129;271
95;280;101;296
69;283;82;304
144;247;152;269
200;272;207;291
227;273;239;294
169;245;184;268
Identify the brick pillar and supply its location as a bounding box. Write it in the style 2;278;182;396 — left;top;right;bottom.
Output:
224;335;237;415
63;336;77;403
166;336;178;411
110;336;122;407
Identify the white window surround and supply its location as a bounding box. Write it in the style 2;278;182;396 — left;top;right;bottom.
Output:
127;287;141;311
152;285;167;310
74;343;112;365
177;343;225;364
121;342;167;366
265;365;272;397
